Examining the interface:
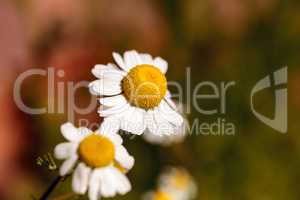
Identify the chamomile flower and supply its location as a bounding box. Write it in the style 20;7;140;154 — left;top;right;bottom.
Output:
143;102;189;146
54;122;134;200
158;167;197;200
89;50;183;136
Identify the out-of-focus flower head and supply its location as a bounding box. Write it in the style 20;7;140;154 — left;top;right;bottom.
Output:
158;167;197;200
143;167;197;200
143;190;177;200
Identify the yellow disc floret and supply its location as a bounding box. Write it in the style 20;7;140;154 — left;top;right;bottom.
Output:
153;191;172;200
122;64;167;109
78;134;115;168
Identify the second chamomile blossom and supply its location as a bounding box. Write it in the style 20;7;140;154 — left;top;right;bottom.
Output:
54;122;134;200
89;50;183;136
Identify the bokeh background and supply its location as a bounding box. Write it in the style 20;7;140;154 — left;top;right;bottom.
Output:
0;0;299;199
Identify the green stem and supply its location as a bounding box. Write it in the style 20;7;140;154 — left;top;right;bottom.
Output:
39;176;65;200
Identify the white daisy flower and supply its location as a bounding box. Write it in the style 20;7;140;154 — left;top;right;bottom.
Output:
158;167;197;200
54;122;134;200
143;102;189;146
89;50;184;136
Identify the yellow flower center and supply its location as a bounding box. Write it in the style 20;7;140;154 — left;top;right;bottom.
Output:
78;134;115;168
153;191;172;200
122;64;167;109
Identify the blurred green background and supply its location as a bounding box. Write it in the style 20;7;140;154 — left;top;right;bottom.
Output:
0;0;299;199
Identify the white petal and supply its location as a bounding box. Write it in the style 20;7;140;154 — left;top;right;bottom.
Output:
144;110;159;136
111;167;132;195
99;168;117;197
124;52;134;69
146;108;177;136
119;106;146;135
95;63;118;70
98;103;130;117
153;108;176;136
144;125;186;146
158;101;183;127
92;64;118;78
153;57;168;74
130;50;142;65
89;79;122;96
139;53;153;65
165;90;172;98
115;145;134;170
105;132;123;147
107;63;118;69
97;118;123;146
93;64;111;70
124;50;140;70
77;127;93;137
98;117;120;136
72;163;91;194
95;69;124;81
99;167;131;197
99;95;127;107
164;96;185;113
92;66;125;81
143;129;165;145
113;52;127;71
88;170;102;200
59;155;78;176
164;96;177;110
61;123;81;142
54;142;77;160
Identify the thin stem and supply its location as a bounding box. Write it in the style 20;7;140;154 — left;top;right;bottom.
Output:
39;176;65;200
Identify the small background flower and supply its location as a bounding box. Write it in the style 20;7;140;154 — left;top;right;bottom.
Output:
143;166;197;200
